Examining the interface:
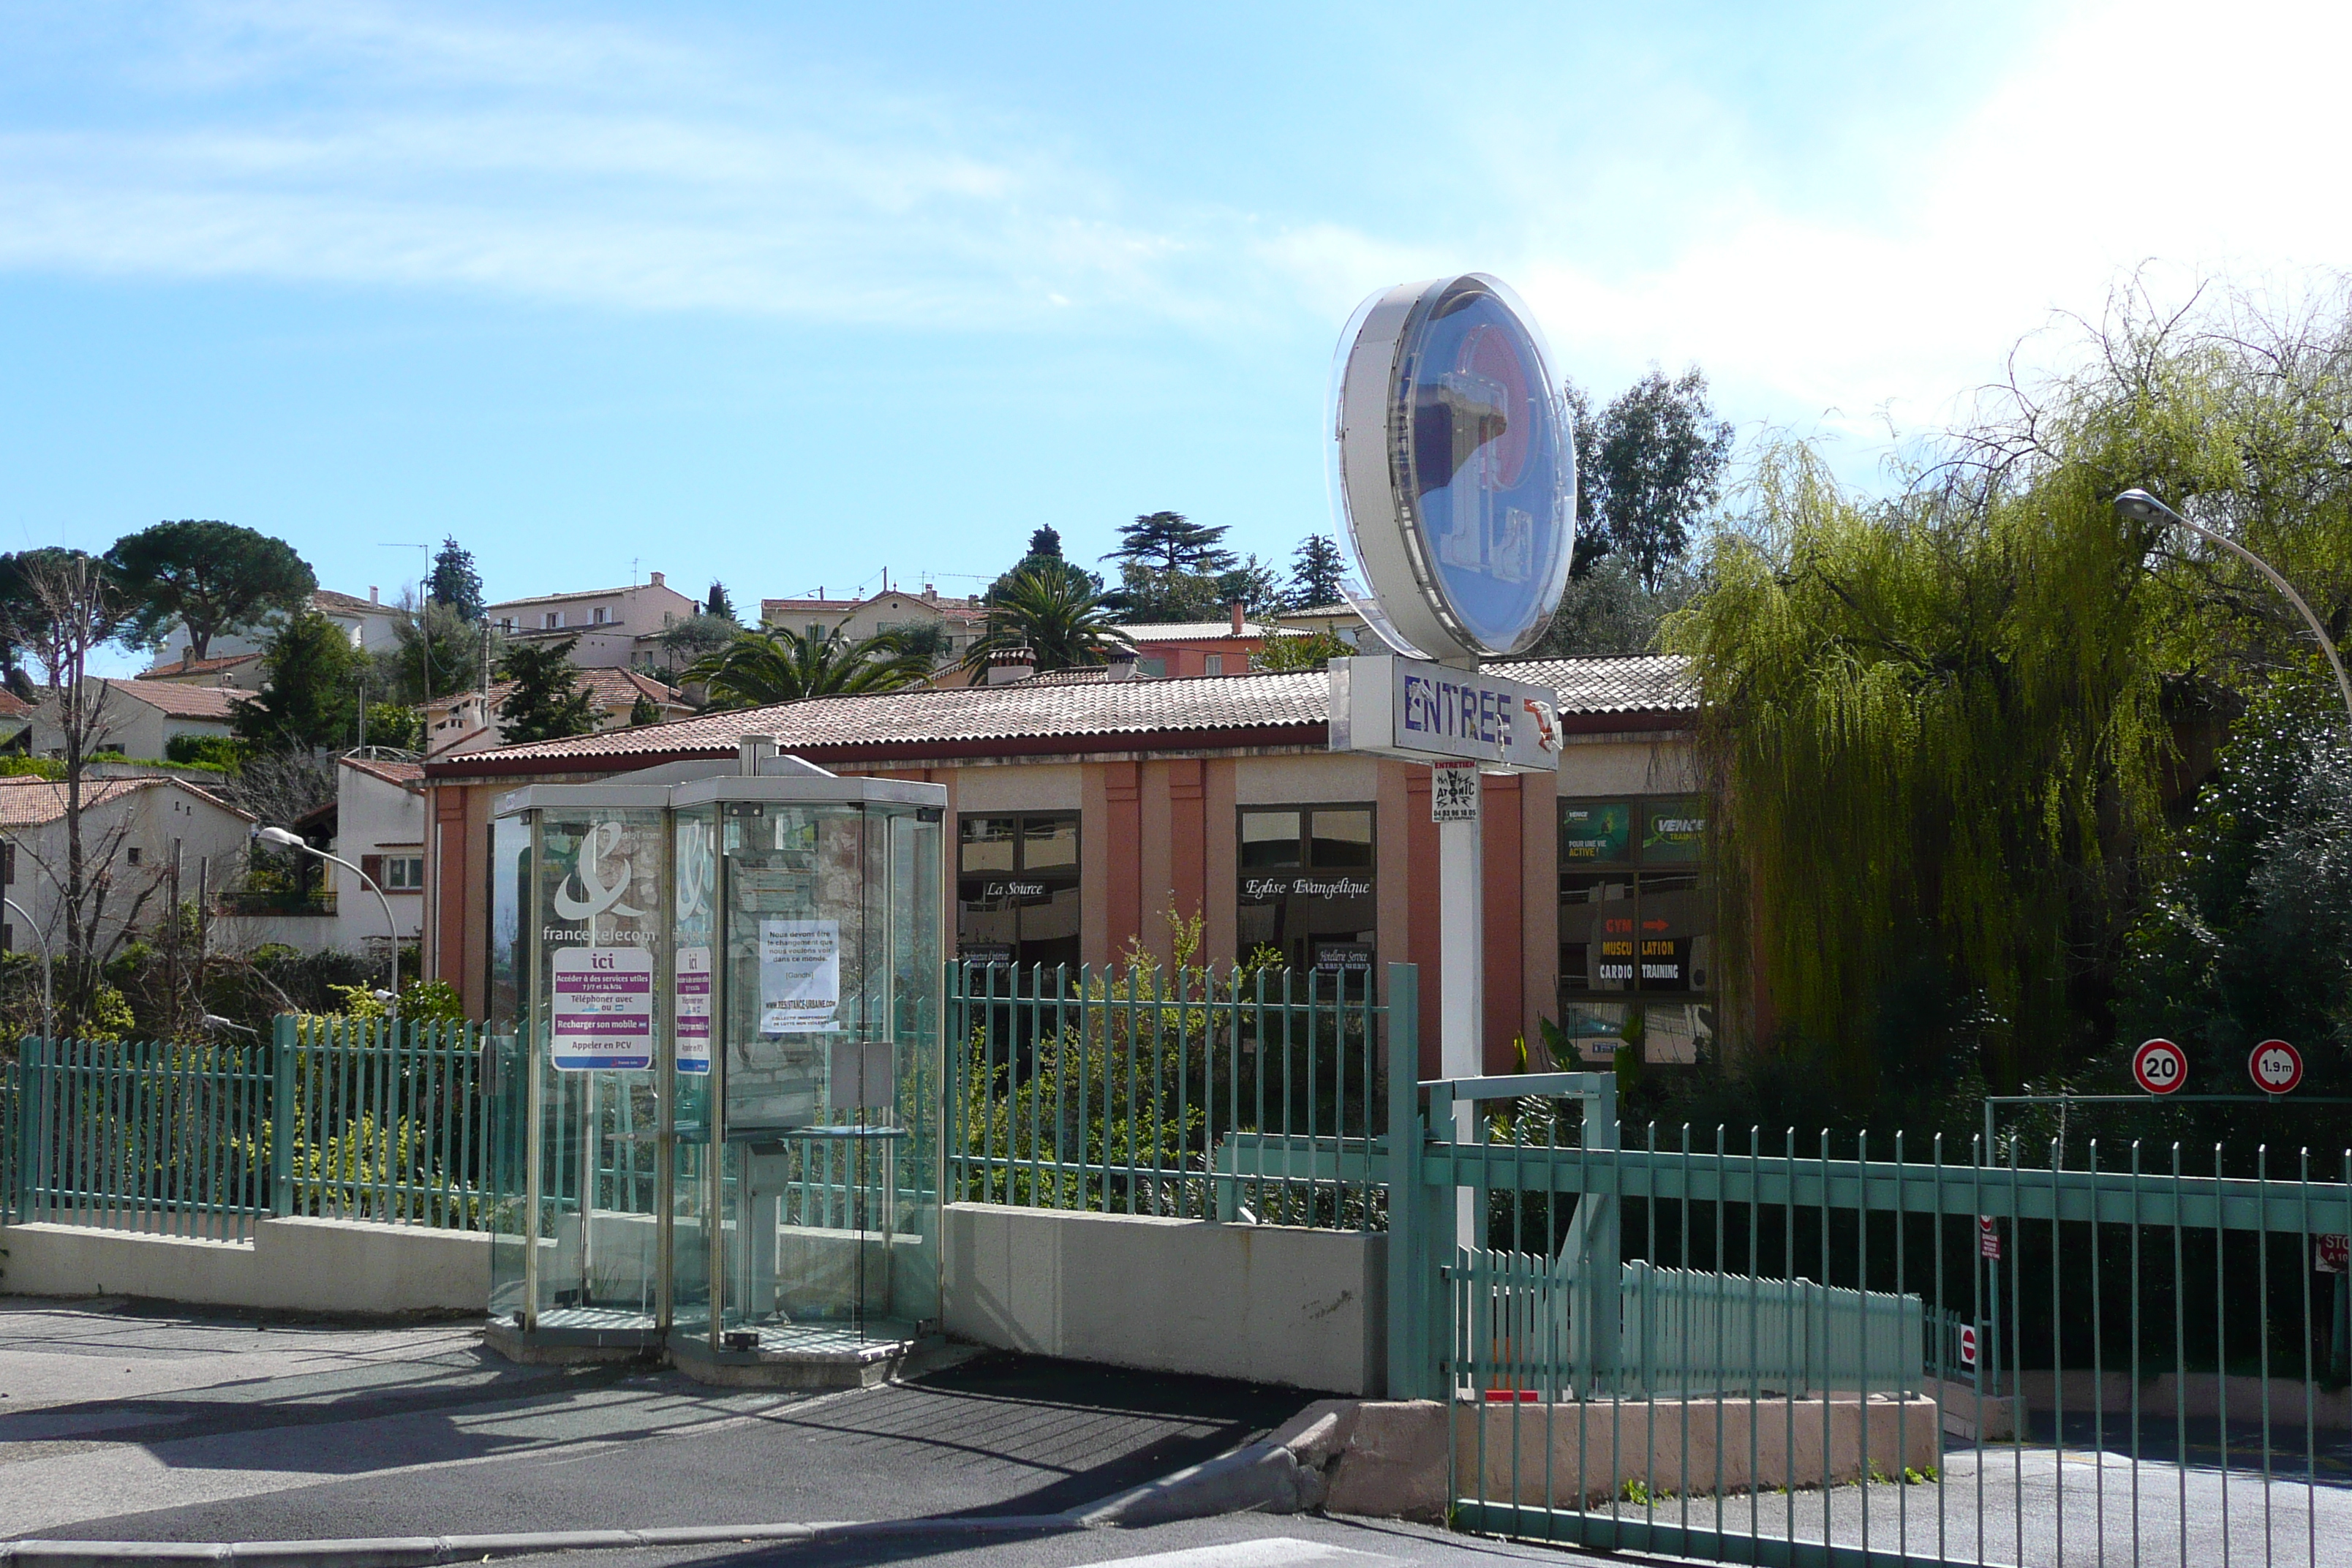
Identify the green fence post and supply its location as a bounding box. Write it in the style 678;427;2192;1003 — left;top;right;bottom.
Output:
271;1014;296;1218
1384;962;1423;1401
10;1037;37;1220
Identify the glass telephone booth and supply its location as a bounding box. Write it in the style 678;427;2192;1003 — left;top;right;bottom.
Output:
486;753;946;1382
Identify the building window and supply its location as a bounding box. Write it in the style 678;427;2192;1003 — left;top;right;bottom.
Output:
498;617;517;634
1237;804;1376;981
385;855;426;891
126;847;142;866
1558;796;1712;1066
957;813;1080;971
1203;654;1224;676
1;841;14;884
592;606;609;625
544;611;562;630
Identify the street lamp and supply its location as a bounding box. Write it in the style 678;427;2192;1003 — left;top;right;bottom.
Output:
2113;488;2352;739
252;825;401;1001
4;893;53;1044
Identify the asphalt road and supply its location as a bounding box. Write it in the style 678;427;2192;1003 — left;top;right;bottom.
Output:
0;1297;1315;1544
11;1296;2351;1567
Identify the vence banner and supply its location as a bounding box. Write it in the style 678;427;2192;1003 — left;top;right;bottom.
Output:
1328;655;1561;773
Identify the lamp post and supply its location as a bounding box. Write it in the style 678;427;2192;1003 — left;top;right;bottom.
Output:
4;894;53;1044
2114;488;2352;738
252;825;401;1001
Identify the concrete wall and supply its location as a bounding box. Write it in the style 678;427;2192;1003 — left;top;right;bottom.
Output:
2;1218;488;1314
941;1204;1386;1395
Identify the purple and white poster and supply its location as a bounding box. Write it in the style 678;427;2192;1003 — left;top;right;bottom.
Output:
674;944;712;1074
551;947;653;1071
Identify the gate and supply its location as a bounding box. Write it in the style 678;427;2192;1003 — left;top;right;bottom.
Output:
1389;1039;2352;1565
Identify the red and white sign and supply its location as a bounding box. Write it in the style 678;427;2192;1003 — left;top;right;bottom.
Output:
2132;1038;2188;1096
1959;1324;1979;1368
1979;1216;2002;1260
2318;1235;2349;1275
2248;1039;2303;1096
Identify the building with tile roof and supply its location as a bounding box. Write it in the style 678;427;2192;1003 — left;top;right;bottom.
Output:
160;587;407;666
421;668;695;758
0;774;257;960
422;655;1705;1075
485;573;702;672
30;679;252;761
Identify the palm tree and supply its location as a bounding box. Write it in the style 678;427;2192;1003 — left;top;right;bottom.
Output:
962;569;1133;676
686;626;934;710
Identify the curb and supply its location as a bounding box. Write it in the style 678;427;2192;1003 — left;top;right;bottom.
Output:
0;1517;1086;1568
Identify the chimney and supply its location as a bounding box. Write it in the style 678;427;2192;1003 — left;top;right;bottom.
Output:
369;586;380;604
987;647;1036;685
1229;601;1245;636
650;571;666;588
739;733;776;774
1106;647;1139;681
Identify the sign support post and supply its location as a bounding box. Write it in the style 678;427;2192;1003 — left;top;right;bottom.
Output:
1325;271;1579;1274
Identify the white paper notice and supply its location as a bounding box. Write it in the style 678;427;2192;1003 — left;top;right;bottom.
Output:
759;919;839;1034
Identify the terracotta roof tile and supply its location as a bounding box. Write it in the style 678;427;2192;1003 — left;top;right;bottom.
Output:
342;755;426;790
0;774;253;826
429;654;1692;778
102;680;249;720
136;652;260;680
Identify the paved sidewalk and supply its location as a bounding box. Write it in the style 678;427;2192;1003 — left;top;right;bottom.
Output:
0;1297;1313;1545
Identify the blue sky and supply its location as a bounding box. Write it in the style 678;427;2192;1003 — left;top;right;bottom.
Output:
1;1;2345;673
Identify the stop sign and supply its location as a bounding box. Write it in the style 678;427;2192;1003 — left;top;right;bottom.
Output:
2248;1039;2304;1096
2132;1038;2187;1096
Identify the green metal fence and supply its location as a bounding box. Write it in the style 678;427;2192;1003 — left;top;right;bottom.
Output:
1381;1024;2352;1567
946;961;1392;1229
4;1017;509;1238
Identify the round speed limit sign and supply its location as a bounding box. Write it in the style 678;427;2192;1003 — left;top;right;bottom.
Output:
2248;1039;2303;1096
2132;1038;2187;1096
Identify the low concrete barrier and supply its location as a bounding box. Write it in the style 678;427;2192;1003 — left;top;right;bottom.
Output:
1267;1395;1941;1521
941;1204;1386;1395
1;1218;489;1313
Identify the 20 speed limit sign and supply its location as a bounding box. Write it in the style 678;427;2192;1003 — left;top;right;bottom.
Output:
2248;1039;2304;1096
2132;1038;2187;1095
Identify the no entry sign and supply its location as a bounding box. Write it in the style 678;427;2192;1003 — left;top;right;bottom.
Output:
2132;1038;2188;1096
2248;1039;2304;1096
1959;1323;1979;1368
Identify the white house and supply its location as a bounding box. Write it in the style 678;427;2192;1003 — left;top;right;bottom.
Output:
30;680;248;761
758;586;988;668
485;573;700;671
0;775;255;959
317;755;427;958
165;587;406;663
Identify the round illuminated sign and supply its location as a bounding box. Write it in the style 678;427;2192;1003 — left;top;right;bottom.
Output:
1332;274;1575;664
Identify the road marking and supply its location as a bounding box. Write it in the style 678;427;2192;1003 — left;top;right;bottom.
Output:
1079;1541;1395;1568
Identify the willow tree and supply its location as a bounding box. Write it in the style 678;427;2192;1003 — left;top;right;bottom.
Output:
1668;279;2352;1101
1667;446;2172;1096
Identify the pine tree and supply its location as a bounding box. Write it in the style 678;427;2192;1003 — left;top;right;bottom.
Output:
427;538;484;621
1286;535;1348;608
1107;512;1235;575
496;636;600;744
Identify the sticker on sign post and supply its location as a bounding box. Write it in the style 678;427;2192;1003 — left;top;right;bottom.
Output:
674;944;712;1074
1979;1216;2001;1260
2132;1037;2187;1096
1431;760;1480;822
551;947;653;1071
2248;1039;2303;1096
